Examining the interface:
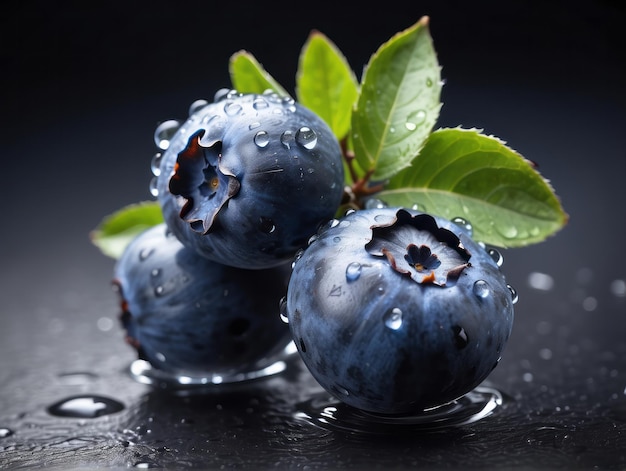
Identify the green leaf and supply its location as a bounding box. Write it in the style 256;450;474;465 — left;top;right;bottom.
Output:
90;201;164;259
351;16;442;181
296;30;359;140
229;50;291;97
377;128;569;248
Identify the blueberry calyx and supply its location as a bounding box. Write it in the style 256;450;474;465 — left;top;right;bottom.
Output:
168;129;240;234
365;209;471;286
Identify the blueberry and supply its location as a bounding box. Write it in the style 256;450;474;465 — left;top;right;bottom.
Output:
156;89;345;269
113;223;292;376
286;208;515;415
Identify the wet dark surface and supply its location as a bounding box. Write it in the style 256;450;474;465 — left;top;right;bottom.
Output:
1;1;625;469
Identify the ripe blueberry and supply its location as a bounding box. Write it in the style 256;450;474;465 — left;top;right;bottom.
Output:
286;208;515;415
155;89;345;269
113;223;293;376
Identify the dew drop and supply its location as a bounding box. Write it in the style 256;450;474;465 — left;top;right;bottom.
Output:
426;78;433;87
452;217;473;237
148;176;159;197
150;268;161;277
188;99;209;116
47;395;124;418
295;126;318;150
497;225;518;239
258;216;276;233
280;130;294;149
252;97;269;110
345;262;362;282
374;213;395;224
451;325;469;349
139;247;154;261
507;284;519;304
473;280;490;299
383;307;403;330
365;198;387;209
253;130;270;148
0;428;14;438
487;248;504;267
279;296;289;324
292;249;305;269
249;121;261;130
333;236;341;243
405;110;427;131
224;102;242;116
150;153;163;176
153;120;180;150
214;88;232;101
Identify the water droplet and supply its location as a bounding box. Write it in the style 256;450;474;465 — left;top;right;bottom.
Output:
452;325;469;349
452;217;473;237
214;88;232;101
139;247;154;261
507;284;519;304
345;262;362;282
258;216;276;233
153;120;181;150
291;249;305;269
252;97;269;110
188;99;209;116
280;130;294;149
279;296;289;324
307;234;318;245
248;121;261;130
487;248;504;267
383;307;403;330
365;198;387;209
295;126;317;150
318;218;339;234
253;130;270;148
47;395;124;418
0;428;14;438
582;296;598;311
527;272;554;291
224;102;242;116
497;225;518;239
151;268;161;277
148;176;159;197
374;213;395;224
405;110;427;131
150;153;162;176
426;78;433;87
473;280;490;298
333;236;341;243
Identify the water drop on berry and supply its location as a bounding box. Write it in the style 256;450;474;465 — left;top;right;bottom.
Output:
252;97;269;110
280;130;294;149
148;176;159;197
150;153;162;176
258;217;276;233
473;280;490;298
452;217;473;237
188;99;209;116
451;325;469;349
154;120;181;150
487;248;504;267
279;296;289;324
383;307;403;330
345;262;362;281
295;126;317;150
365;198;387;209
254;130;270;148
507;284;519;304
249;121;261;130
139;247;154;261
224;102;242;116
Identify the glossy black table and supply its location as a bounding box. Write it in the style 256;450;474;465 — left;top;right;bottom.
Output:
2;1;625;468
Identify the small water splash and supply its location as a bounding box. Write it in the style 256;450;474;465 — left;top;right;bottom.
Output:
294;385;505;434
128;341;298;391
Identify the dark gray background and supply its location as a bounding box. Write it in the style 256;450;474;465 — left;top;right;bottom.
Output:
1;0;625;468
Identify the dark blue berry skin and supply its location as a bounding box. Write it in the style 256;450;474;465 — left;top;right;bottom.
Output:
113;223;292;376
286;208;515;415
156;90;345;269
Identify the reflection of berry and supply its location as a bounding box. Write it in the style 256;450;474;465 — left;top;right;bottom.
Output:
286;208;515;414
113;224;292;376
156;89;345;269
